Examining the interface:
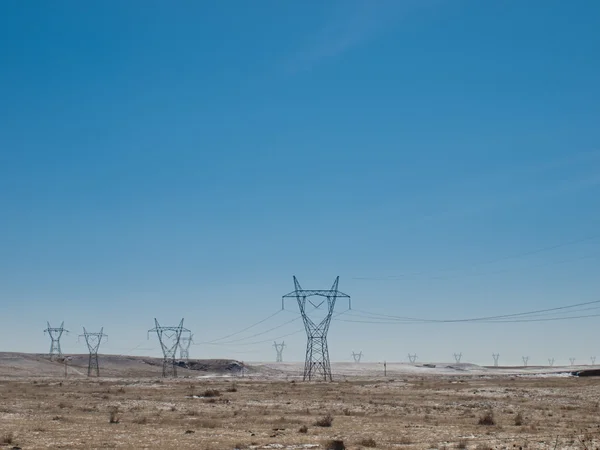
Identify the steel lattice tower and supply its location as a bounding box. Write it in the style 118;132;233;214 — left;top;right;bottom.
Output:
453;353;462;363
408;354;417;363
352;351;363;363
282;276;350;382
148;319;189;377
44;322;68;360
492;353;500;367
522;356;529;367
273;341;286;362
179;333;193;360
79;327;107;377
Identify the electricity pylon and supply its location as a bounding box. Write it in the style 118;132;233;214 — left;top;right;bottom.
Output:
569;357;576;366
352;351;363;363
79;327;107;377
179;333;193;360
148;319;190;377
548;358;555;367
408;354;417;363
282;276;351;381
492;353;500;367
522;356;529;367
453;353;462;363
273;341;286;362
44;322;69;360
591;356;596;365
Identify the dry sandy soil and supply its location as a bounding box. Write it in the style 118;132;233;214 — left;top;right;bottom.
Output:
1;353;599;449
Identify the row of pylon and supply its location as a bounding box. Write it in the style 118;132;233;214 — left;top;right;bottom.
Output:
43;276;350;381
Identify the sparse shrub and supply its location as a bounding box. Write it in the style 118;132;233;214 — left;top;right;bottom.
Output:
398;435;412;445
357;437;377;447
514;411;524;426
203;389;221;398
324;439;345;450
133;416;148;425
198;420;218;429
475;444;491;450
1;432;14;445
109;407;120;424
226;383;238;393
314;414;334;427
298;425;308;433
455;440;467;449
478;410;495;426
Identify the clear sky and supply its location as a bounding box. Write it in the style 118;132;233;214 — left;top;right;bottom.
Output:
1;1;599;367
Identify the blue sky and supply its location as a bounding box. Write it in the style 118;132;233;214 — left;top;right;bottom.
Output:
1;1;599;366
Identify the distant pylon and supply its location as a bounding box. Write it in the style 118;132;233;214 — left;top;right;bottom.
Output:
569;357;576;366
79;327;107;377
408;354;417;363
282;276;351;382
179;333;194;360
273;341;286;362
148;319;190;377
548;358;555;367
492;353;500;367
44;322;69;360
351;351;363;363
522;356;529;367
453;353;462;363
591;356;596;365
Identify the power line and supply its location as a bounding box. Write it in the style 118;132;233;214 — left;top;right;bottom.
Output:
200;316;303;346
349;299;600;324
202;310;283;344
353;234;600;281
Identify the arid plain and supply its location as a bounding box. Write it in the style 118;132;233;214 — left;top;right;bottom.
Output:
1;353;599;449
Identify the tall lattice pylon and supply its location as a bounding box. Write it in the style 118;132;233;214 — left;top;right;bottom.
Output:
352;351;363;363
282;276;351;381
44;322;69;360
408;354;417;363
148;319;189;377
492;353;500;367
179;333;193;360
453;353;462;363
273;341;286;362
79;327;107;377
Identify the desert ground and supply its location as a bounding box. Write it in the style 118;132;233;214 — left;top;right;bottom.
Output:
1;353;599;449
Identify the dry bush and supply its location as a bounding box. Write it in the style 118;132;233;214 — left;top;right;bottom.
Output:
324;440;345;450
398;435;412;445
109;407;120;424
514;411;524;426
226;383;238;393
475;444;491;450
455;440;467;449
478;410;495;426
298;425;308;433
357;437;377;447
314;414;334;427
198;420;218;429
203;389;221;398
132;416;148;425
1;432;14;445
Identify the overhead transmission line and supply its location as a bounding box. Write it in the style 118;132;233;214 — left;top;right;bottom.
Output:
336;299;600;325
353;234;600;281
197;303;346;348
201;309;283;344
